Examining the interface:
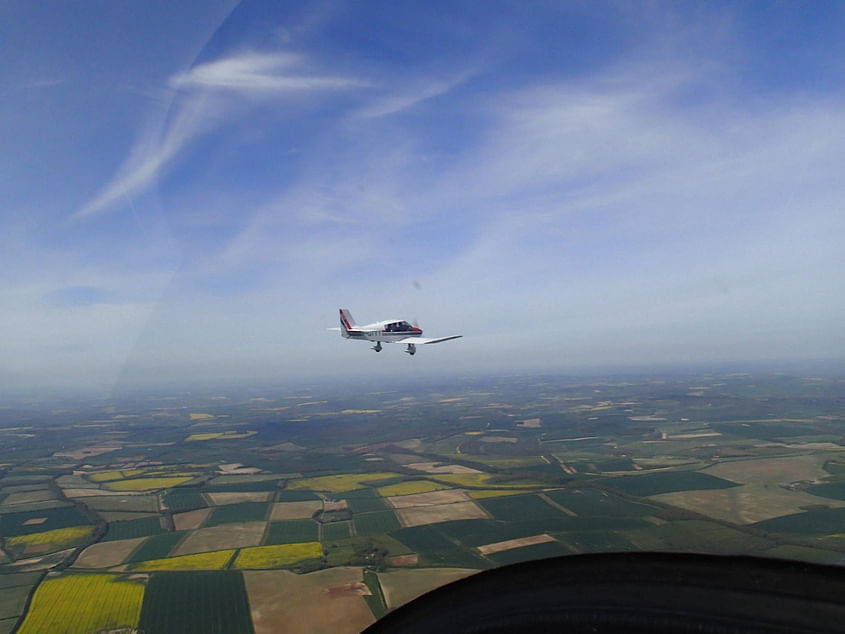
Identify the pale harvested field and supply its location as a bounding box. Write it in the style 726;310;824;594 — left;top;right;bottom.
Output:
388;489;470;509
245;567;375;634
406;462;482;474
477;534;555;555
172;522;266;555
23;517;48;526
206;491;272;505
323;499;348;512
270;501;323;520
54;445;121;460
480;436;518;443
705;455;826;485
73;537;146;568
397;501;489;528
173;508;212;531
652;482;845;524
378;568;477;610
389;554;418;566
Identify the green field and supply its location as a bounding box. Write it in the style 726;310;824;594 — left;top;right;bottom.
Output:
545;488;657;517
479;494;568;522
626;520;773;554
0;506;90;537
346;496;389;513
103;516;166;542
162;489;208;512
321;521;351;541
391;526;490;568
138;571;254;634
264;520;319;544
554;530;636;553
82;495;160;513
806;481;845;502
362;569;388;619
126;532;187;563
753;508;845;535
354;511;401;536
601;471;740;497
204;503;269;527
275;490;321;502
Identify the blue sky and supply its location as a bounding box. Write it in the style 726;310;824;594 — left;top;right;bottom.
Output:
2;1;844;394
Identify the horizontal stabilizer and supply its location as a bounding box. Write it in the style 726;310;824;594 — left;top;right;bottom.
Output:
397;335;462;345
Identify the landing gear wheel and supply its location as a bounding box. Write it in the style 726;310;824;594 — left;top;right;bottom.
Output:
372;342;382;352
405;343;416;356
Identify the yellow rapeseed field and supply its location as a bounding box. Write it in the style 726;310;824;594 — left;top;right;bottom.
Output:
234;542;322;569
287;472;401;493
133;549;234;571
7;525;95;552
377;480;451;497
467;489;530;499
186;430;256;441
104;476;193;491
17;573;145;634
88;470;127;482
434;474;544;489
189;413;215;419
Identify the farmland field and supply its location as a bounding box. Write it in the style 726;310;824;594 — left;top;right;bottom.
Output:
173;508;212;530
396;501;489;527
275;490;321;502
162;489;208;512
601;471;740;497
378;568;476;609
134;549;234;571
206;491;272;505
126;532;187;563
16;573;145;634
234;542;323;568
104;477;194;492
753;507;845;535
172;522;266;556
391;526;490;568
81;494;160;513
288;473;402;493
264;520;319;544
103;516;165;541
245;568;374;634
269;500;323;520
480;494;567;522
354;511;401;535
652;482;845;524
205;502;269;526
377;480;451;497
138;571;254;634
485;540;570;565
73;536;147;568
0;506;90;536
545;489;657;517
6;525;95;556
346;495;389;513
322;520;352;541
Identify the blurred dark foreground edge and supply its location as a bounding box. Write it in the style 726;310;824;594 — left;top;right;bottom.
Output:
363;552;845;633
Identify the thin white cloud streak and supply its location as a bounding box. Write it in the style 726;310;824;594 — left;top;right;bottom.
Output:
170;51;367;93
356;71;472;118
76;51;367;219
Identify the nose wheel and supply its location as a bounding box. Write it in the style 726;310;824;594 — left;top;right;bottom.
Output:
372;342;382;352
405;343;416;356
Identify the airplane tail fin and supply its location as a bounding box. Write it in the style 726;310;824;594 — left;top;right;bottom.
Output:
339;309;357;336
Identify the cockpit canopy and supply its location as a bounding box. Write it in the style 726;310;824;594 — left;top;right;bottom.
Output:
384;321;415;332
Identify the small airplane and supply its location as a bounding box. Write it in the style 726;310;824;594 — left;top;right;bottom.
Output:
331;308;462;355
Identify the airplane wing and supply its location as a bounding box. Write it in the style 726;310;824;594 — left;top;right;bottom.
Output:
396;335;462;345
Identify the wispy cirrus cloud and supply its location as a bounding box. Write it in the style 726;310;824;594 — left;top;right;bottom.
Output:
75;51;367;219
